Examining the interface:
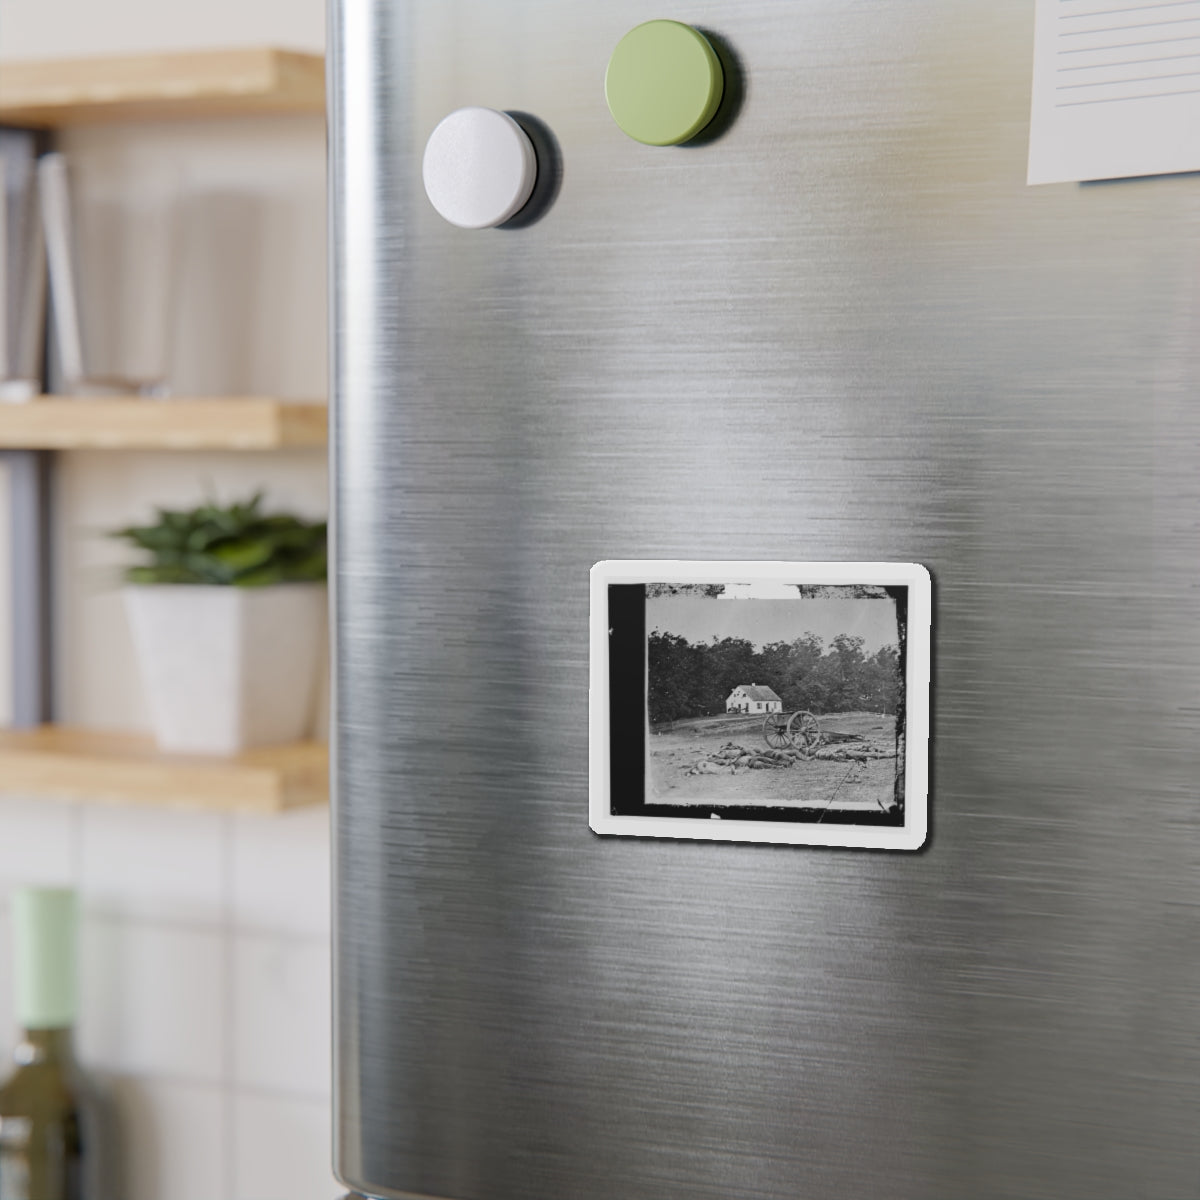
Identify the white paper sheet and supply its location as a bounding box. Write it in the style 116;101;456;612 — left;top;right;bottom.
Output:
1028;0;1200;184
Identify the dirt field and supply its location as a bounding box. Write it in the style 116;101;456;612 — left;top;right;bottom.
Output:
649;712;899;813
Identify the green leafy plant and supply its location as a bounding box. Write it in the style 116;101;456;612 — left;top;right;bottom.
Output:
112;494;327;587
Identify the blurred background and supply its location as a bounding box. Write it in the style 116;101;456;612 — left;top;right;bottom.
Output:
0;0;334;1197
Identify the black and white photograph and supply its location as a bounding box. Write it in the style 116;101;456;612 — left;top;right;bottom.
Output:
590;562;930;850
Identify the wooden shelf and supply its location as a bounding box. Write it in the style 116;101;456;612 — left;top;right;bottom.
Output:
0;397;327;450
0;48;324;127
0;726;327;813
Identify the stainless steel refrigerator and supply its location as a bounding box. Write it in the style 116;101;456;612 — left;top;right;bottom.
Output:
328;2;1200;1197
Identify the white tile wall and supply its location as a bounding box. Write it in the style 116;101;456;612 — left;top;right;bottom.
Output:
107;1077;227;1200
232;1093;339;1200
80;805;225;924
233;935;331;1097
0;796;78;885
80;917;226;1081
0;467;9;730
233;806;331;937
0;797;334;1196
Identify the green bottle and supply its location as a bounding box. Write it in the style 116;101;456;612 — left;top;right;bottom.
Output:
0;888;89;1200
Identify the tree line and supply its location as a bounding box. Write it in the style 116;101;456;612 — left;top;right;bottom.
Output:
648;631;901;726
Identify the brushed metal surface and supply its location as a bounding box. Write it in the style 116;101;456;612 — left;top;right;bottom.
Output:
330;2;1200;1197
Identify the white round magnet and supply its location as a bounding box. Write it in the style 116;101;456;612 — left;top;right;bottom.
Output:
422;107;538;230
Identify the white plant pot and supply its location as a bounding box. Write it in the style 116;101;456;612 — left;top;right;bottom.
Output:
124;583;326;756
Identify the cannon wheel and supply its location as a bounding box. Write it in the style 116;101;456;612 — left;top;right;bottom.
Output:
763;711;791;749
787;710;822;758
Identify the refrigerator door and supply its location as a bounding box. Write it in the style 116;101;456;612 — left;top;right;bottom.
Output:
329;2;1200;1198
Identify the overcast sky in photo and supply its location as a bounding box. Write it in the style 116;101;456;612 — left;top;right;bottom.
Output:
647;597;899;654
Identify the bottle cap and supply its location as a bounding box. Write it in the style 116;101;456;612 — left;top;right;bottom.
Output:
12;887;77;1029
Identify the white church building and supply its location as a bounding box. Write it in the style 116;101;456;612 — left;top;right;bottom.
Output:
725;684;783;714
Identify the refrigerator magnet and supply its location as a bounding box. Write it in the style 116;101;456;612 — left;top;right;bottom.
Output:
589;561;931;850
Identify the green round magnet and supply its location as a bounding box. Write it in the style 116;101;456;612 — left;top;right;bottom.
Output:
605;20;724;146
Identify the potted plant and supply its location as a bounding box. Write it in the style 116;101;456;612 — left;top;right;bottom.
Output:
112;494;327;755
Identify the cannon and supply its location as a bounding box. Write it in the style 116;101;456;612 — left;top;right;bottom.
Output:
762;710;822;757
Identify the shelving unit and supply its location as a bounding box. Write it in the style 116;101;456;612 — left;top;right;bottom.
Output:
0;726;327;812
0;397;327;450
0;48;325;126
0;49;330;811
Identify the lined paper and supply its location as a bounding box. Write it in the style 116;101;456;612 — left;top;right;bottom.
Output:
1028;0;1200;183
